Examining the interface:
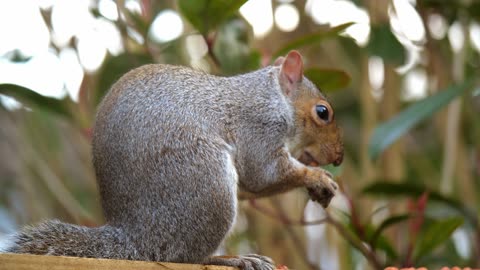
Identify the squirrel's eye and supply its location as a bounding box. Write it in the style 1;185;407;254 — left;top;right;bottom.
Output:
315;105;329;122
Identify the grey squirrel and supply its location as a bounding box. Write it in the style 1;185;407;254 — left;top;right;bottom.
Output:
1;50;343;270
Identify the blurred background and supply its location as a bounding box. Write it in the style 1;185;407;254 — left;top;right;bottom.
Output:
0;0;479;269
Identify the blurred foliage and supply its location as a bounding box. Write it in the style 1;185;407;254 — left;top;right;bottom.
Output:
0;84;74;119
368;80;474;159
178;0;248;34
366;24;406;65
95;53;154;105
213;17;260;75
0;0;479;270
273;22;354;57
304;68;351;93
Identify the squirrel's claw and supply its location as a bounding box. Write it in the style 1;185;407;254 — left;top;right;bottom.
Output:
204;254;275;270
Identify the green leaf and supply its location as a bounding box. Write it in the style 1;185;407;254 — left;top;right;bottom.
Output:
373;234;398;260
469;2;480;21
363;181;477;226
213;17;260;74
362;182;455;209
6;50;32;63
367;24;405;65
274;22;354;57
0;84;73;118
362;223;399;259
414;217;463;261
95;53;153;105
178;0;248;35
366;223;398;259
304;68;351;93
370;214;410;250
363;181;426;197
369;79;474;159
338;36;362;64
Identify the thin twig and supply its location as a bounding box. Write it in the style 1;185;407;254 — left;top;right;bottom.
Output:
269;197;320;270
325;213;383;270
115;0;130;54
21;141;95;224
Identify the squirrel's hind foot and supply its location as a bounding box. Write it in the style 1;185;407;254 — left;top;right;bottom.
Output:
204;254;276;270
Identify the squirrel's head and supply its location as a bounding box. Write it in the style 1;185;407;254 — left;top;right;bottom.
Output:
276;50;344;167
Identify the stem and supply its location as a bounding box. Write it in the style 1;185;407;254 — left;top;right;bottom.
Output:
475;228;480;267
22;141;95;224
440;11;467;194
326;214;383;270
115;0;130;53
270;199;320;270
250;199;383;269
204;33;221;69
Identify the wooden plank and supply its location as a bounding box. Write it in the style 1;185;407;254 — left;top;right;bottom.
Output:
0;253;236;270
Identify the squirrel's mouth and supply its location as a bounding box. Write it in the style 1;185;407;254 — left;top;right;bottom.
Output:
298;150;343;167
298;151;320;167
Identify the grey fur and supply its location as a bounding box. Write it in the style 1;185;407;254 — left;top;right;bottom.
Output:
4;62;341;270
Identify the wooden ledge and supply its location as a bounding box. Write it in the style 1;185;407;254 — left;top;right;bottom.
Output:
0;253;236;270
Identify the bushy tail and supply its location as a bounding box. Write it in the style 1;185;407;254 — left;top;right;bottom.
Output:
3;220;138;260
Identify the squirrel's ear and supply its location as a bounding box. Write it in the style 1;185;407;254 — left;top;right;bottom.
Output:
280;50;303;97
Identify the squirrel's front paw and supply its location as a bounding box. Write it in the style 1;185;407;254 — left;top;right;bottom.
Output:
204;254;275;270
306;169;338;208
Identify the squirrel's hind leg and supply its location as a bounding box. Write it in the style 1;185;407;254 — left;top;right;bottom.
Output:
186;150;276;270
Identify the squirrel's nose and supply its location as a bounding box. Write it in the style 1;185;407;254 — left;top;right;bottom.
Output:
332;127;344;167
333;149;344;166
